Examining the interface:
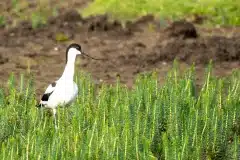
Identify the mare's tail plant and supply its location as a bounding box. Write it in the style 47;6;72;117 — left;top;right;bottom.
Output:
0;64;239;159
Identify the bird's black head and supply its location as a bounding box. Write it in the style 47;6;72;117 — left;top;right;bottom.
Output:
67;43;82;52
65;43;105;63
66;43;82;63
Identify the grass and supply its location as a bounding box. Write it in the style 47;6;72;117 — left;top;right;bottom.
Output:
0;63;239;159
82;0;240;26
0;16;6;27
1;0;58;28
0;0;239;28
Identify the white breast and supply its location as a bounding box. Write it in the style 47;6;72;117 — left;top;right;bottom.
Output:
46;81;78;108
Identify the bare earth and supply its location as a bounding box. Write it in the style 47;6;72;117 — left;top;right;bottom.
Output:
0;9;239;96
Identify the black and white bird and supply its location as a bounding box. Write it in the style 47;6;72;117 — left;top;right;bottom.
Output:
37;43;101;129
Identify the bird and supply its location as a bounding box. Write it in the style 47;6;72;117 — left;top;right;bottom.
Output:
37;43;102;129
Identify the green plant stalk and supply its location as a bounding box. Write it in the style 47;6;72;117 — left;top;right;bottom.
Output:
0;65;239;159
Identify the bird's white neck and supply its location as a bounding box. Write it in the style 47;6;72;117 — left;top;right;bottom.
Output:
60;55;77;81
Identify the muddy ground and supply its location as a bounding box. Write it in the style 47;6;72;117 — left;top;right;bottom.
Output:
0;10;239;96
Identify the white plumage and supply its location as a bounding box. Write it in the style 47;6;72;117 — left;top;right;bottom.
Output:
37;43;103;129
39;80;78;109
37;43;82;129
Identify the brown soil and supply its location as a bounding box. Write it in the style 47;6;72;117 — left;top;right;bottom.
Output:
0;10;239;96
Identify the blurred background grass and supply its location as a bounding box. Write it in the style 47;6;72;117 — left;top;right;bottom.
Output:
0;0;239;28
82;0;240;25
0;0;84;28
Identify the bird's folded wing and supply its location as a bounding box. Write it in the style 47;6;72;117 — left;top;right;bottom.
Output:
41;81;57;101
36;82;57;108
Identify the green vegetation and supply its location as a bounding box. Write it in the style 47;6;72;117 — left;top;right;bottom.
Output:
1;0;239;28
1;0;57;28
30;12;48;29
83;0;240;26
55;33;70;42
0;16;5;27
0;63;239;159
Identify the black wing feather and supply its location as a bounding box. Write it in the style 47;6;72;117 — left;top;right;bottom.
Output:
36;82;56;108
41;91;54;101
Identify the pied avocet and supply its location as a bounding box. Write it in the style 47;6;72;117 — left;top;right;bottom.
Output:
37;43;101;129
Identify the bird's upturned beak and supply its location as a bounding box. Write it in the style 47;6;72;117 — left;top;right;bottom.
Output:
81;52;104;60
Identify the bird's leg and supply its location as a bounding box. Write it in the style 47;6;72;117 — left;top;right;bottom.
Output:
53;108;58;129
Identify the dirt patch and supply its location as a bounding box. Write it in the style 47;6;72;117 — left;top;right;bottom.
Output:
0;55;8;65
0;10;239;96
148;36;240;64
166;20;198;39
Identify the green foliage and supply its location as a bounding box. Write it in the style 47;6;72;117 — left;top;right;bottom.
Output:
11;0;18;8
3;0;54;28
31;12;47;29
55;33;70;42
0;16;5;27
83;0;240;26
0;65;239;159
